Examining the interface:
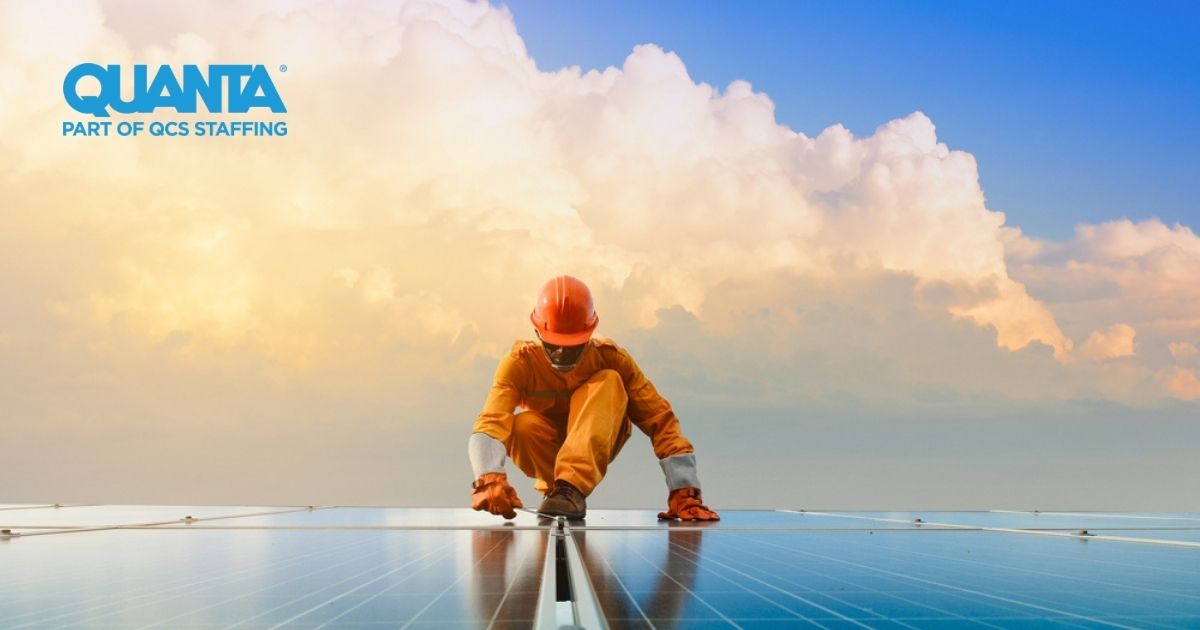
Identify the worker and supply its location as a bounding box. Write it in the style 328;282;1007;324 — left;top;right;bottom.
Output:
468;275;719;521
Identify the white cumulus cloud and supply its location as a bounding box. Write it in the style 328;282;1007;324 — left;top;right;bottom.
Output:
1158;367;1200;401
1007;219;1200;397
1077;323;1137;361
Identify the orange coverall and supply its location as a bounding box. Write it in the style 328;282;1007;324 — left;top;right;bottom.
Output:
472;337;694;496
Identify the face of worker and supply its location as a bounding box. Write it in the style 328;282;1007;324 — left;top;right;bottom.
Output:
535;331;589;372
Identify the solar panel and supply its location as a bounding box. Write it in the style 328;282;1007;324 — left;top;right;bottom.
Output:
1;528;546;627
3;506;1198;628
577;529;1200;628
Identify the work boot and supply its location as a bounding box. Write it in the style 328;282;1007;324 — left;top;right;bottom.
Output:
538;479;586;519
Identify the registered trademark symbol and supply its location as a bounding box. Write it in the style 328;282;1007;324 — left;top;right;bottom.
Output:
279;64;288;72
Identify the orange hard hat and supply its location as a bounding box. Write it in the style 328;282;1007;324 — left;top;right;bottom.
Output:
530;275;599;346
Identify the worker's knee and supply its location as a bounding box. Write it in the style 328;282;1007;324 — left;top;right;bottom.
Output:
568;369;628;428
592;368;622;385
587;369;627;403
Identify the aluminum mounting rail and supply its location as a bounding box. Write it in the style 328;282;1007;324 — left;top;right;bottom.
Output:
534;515;609;630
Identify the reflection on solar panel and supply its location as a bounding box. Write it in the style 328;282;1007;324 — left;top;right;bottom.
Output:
3;506;1199;628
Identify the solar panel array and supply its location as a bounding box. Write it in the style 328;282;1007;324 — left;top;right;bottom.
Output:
3;505;1198;628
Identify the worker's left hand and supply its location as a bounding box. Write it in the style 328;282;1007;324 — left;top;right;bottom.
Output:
657;487;720;521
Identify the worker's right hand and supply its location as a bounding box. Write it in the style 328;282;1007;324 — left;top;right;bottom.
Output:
657;487;720;521
471;472;523;519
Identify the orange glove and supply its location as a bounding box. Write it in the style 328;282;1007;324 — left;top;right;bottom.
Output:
471;472;523;519
657;487;720;521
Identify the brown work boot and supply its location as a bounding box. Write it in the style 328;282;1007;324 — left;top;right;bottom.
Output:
537;480;586;519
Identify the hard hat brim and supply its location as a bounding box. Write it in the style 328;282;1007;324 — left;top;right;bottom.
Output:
530;312;597;346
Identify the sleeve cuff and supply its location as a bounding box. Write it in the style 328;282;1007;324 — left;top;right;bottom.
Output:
468;432;507;478
659;452;701;490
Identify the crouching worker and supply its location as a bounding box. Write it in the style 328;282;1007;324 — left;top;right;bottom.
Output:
469;275;719;521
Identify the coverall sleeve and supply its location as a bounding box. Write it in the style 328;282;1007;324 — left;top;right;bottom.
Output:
611;346;694;459
471;349;525;444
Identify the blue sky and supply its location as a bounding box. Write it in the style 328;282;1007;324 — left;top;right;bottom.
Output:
502;0;1199;239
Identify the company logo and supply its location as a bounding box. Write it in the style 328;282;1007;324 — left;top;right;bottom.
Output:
63;64;287;118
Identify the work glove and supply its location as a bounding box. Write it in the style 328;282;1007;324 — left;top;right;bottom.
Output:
471;472;523;520
657;487;720;521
